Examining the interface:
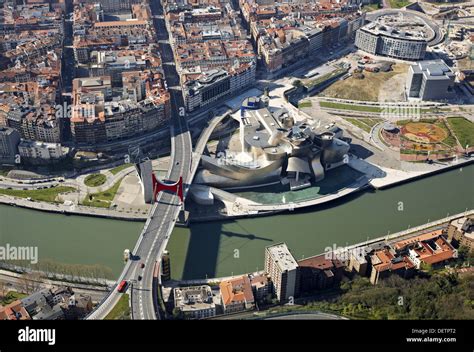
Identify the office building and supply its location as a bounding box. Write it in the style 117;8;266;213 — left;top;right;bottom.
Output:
406;60;456;101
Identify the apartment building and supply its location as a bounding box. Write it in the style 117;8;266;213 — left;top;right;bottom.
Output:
298;254;345;293
250;274;271;302
264;243;300;302
71;69;170;145
18;140;68;160
369;248;415;285
219;275;255;314
448;216;474;252
173;285;216;320
355;20;428;61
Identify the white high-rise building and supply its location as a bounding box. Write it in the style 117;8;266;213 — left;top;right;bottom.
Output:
264;243;300;302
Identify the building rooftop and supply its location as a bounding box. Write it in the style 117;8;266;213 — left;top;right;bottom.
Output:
219;275;254;306
174;285;215;312
0;300;30;320
394;229;444;251
266;243;299;272
412;60;455;81
298;253;344;270
371;248;415;272
410;236;456;265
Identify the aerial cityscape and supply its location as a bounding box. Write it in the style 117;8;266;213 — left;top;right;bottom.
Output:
0;0;472;344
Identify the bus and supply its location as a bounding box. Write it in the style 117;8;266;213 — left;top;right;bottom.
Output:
304;70;320;79
117;280;128;293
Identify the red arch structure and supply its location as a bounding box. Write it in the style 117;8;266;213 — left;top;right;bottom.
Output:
152;173;183;203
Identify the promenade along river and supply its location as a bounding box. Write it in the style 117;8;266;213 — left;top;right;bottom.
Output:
0;164;473;280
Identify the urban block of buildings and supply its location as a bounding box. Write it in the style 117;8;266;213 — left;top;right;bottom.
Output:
0;0;172;164
240;0;365;73
0;286;92;321
0;2;69;164
163;0;257;112
70;69;170;145
171;217;466;319
71;1;171;145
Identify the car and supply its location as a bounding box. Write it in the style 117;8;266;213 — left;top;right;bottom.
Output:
138;275;142;281
140;263;145;268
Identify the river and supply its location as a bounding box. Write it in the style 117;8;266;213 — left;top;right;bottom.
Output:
1;164;473;280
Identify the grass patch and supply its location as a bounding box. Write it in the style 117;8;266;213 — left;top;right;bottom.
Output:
1;291;28;305
345;118;383;133
0;186;76;203
84;173;107;187
298;101;312;108
110;163;133;176
362;3;381;11
365;118;383;129
433;120;457;147
105;294;130;320
82;178;123;208
0;167;13;177
320;101;383;113
389;0;410;8
447;117;474;148
345;118;372;133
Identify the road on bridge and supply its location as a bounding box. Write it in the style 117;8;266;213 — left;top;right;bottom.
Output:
87;0;192;320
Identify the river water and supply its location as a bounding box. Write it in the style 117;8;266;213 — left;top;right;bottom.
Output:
1;164;473;280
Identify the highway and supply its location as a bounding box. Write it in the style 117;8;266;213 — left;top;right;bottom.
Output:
87;0;192;320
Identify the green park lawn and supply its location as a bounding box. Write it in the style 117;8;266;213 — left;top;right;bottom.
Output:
84;173;107;187
447;117;474;148
110;163;133;176
82;179;123;208
0;186;76;203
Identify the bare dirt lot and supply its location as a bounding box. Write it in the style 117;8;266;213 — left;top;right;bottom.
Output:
320;63;408;102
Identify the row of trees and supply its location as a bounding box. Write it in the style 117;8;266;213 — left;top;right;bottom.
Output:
0;259;114;285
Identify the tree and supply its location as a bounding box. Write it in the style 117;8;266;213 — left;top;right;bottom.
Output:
172;307;183;320
292;80;302;88
19;272;43;294
0;280;7;302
